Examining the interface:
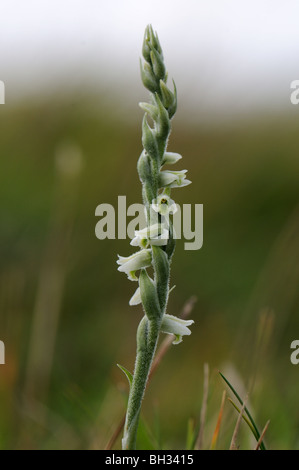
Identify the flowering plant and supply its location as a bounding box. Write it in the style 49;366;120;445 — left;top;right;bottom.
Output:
117;25;194;450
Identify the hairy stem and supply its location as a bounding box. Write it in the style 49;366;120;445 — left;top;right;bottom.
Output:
122;316;161;449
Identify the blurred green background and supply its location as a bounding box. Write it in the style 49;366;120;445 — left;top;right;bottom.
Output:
1;0;299;450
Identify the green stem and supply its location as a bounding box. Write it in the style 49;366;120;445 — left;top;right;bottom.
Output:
122;316;161;450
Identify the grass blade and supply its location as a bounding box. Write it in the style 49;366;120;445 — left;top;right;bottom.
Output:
185;418;196;450
254;420;270;450
219;371;266;450
229;395;247;450
210;390;226;450
194;363;209;450
227;398;258;439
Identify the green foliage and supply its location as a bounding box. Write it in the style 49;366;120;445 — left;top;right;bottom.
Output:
0;84;299;449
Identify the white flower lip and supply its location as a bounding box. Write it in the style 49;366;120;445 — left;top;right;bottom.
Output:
130;223;169;247
117;249;152;280
129;287;142;306
160;314;194;344
151;194;178;216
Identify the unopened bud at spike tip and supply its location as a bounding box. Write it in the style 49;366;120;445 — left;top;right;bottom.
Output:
140;59;159;93
142;29;151;63
150;48;166;81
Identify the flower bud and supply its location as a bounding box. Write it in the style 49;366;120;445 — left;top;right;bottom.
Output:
153;93;170;145
160;80;177;119
142;27;151;62
147;24;162;54
150;48;166;81
140;60;159;93
142;115;159;162
139;102;158;121
137;150;151;184
162;152;182;166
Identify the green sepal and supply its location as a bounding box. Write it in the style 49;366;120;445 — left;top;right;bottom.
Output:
167;80;177;119
140;59;159;93
153;93;170;152
142;28;152;63
160;79;177;119
150;48;166;81
147;25;162;54
137;150;152;184
142;115;159;162
164;220;176;260
151;245;170;313
139;102;159;121
139;269;162;321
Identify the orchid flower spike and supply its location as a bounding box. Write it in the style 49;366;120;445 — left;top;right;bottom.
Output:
116;25;194;451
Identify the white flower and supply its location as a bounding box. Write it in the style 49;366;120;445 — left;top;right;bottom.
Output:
159;170;191;189
151;194;177;216
130;224;169;248
117;249;152;281
162;151;182;166
129;287;141;306
160;314;194;344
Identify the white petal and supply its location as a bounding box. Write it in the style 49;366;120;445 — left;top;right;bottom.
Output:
162;152;183;165
169;178;192;188
168;202;178;214
161;314;194;338
129;287;141;306
148;227;169;246
130;236;141;246
151;203;160;213
159;170;189;188
159;171;178;187
117;249;152;275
